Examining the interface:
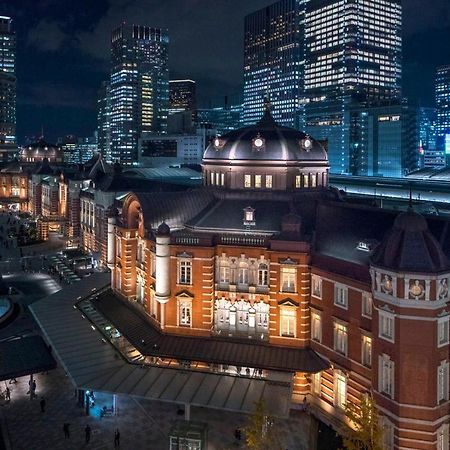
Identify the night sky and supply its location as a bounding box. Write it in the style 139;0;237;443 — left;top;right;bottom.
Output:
2;0;450;143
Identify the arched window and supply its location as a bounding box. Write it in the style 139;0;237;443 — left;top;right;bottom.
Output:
238;262;249;284
219;260;230;283
258;264;269;286
255;301;269;328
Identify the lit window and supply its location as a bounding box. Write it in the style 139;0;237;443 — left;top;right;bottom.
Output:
379;311;395;342
219;265;230;284
244;174;252;188
312;275;322;299
238;262;248;284
311;311;322;343
362;293;372;318
255;175;262;188
334;370;347;409
258;263;268;286
179;301;192;327
334;284;348;309
215;172;220;185
280;308;296;337
116;238;122;257
295;175;301;188
265;175;273;188
379;354;394;398
312;371;321;396
281;266;296;293
220;173;225;186
303;174;309;188
334;321;348;355
178;260;192;285
210;172;214;185
311;174;317;187
362;335;372;367
438;361;450;403
438;316;450;347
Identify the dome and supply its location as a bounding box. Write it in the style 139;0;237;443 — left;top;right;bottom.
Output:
20;138;63;163
203;109;328;163
157;222;170;236
371;208;450;273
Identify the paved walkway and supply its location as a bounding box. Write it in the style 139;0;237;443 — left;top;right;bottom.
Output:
1;368;315;450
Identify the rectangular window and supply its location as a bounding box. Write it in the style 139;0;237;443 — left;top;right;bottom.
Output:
295;175;301;188
303;174;309;188
179;302;191;327
215;172;220;185
219;266;230;283
334;371;347;409
438;317;450;347
210;172;214;185
265;175;273;188
255;175;262;188
178;260;192;285
116;238;122;257
437;424;449;450
311;173;317;188
379;354;394;398
334;322;348;356
280;308;296;337
311;311;322;343
379;311;395;342
312;372;321;396
437;361;449;403
362;335;372;367
362;293;372;318
334;284;348;309
312;275;322;299
220;173;225;186
244;174;251;188
150;252;156;277
281;266;296;293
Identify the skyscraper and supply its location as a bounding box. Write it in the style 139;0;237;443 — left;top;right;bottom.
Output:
435;65;450;167
303;0;402;174
242;0;305;127
109;24;169;165
169;80;196;115
97;81;112;161
0;16;16;160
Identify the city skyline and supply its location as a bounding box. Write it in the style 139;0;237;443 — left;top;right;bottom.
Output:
2;0;450;142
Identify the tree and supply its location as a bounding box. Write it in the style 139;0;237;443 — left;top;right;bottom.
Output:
342;393;384;450
243;400;282;450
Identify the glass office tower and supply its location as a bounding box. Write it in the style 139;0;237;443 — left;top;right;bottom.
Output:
0;16;16;160
242;0;306;127
109;24;169;165
303;0;402;174
169;80;197;115
436;65;450;167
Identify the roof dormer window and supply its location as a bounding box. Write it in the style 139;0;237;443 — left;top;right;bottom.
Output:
252;134;265;151
243;206;255;226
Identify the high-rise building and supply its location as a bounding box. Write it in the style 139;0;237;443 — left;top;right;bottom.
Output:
97;81;112;162
436;65;450;166
242;0;305;127
0;16;16;160
108;24;169;165
418;107;439;168
303;0;402;174
169;80;196;115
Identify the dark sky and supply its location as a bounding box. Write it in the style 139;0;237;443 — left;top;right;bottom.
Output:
2;0;450;143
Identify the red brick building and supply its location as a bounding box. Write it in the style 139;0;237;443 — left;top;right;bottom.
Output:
105;110;450;449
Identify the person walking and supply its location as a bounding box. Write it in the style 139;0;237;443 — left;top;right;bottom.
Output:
40;397;46;412
114;429;120;447
63;423;70;439
30;380;36;400
5;386;10;401
85;424;91;444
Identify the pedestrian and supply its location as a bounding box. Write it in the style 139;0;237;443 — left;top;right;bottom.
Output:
5;386;10;401
114;429;120;447
31;380;36;399
40;397;46;412
85;424;91;444
234;427;242;441
63;423;70;439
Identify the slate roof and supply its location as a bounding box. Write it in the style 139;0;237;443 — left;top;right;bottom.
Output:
93;290;329;374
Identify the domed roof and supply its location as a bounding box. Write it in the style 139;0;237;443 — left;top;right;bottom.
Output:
20;138;62;160
371;208;450;273
157;222;170;236
203;109;328;163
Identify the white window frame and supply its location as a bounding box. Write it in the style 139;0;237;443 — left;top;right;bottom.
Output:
438;316;450;347
295;175;301;188
382;417;394;450
333;320;348;356
334;283;348;309
178;299;192;327
178;259;192;285
437;360;450;404
311;275;322;299
255;175;262;188
311;310;322;343
281;266;297;293
362;292;372;318
379;310;395;343
280;307;297;338
361;335;372;367
334;370;347;409
257;263;269;286
219;265;230;284
437;424;449;450
379;354;394;399
265;175;273;189
244;174;251;188
312;371;321;396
